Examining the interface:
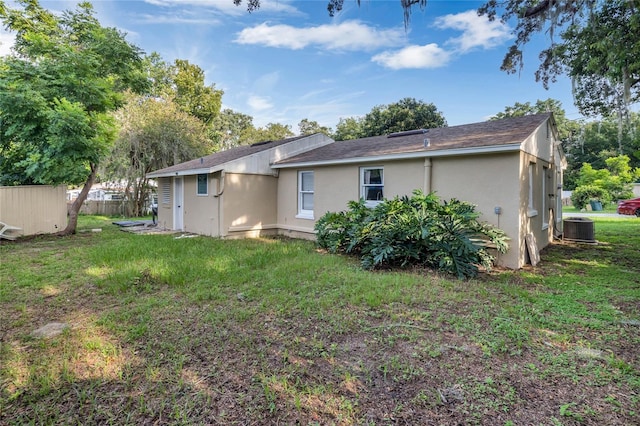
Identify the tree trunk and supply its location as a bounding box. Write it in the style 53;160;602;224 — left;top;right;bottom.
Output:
58;163;97;236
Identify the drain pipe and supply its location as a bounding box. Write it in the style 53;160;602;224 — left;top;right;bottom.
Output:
214;170;226;198
214;171;225;237
423;158;432;193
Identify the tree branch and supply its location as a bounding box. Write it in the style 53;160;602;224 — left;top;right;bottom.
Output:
523;0;557;18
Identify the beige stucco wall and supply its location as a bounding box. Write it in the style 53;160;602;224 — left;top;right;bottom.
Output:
431;153;522;268
223;173;278;238
276;160;428;237
276;154;539;269
518;152;556;266
0;185;67;236
181;174;220;236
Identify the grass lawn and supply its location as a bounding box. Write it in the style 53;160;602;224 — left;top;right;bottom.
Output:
1;215;638;425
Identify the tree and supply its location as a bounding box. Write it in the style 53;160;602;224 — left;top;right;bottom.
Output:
298;118;332;136
360;97;446;137
233;0;428;26
142;52;175;98
211;108;257;150
571;155;640;207
479;0;640;118
563;113;640;188
173;59;223;126
104;93;212;217
491;98;579;141
248;122;294;142
0;0;147;235
559;2;640;119
333;116;364;141
140;54;223;126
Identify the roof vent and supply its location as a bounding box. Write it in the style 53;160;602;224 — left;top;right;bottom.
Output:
424;138;430;147
387;129;429;138
200;157;204;164
251;140;272;147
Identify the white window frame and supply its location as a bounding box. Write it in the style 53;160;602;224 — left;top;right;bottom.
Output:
197;174;208;196
528;162;538;217
296;170;314;219
361;167;384;207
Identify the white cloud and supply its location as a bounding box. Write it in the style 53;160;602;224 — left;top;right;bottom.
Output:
0;30;15;57
235;20;404;51
247;95;273;111
435;10;511;52
371;43;451;70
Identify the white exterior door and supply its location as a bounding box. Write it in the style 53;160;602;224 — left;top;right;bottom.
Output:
173;177;184;231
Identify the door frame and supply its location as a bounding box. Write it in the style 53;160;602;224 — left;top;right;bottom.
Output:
173;177;184;231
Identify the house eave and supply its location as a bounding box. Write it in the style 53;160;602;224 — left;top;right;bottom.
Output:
146;167;214;179
271;143;523;169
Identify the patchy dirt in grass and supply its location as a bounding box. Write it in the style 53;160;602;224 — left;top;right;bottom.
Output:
1;237;638;425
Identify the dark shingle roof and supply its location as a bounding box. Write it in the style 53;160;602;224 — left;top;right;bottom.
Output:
275;113;552;166
147;135;308;177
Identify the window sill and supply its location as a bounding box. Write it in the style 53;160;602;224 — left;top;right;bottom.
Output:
527;209;538;218
296;213;314;220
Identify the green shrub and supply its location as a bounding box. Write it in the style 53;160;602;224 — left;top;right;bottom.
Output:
314;190;508;279
570;185;610;209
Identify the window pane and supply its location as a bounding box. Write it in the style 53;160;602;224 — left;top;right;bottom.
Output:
301;172;314;192
365;169;382;184
302;193;314;210
365;186;383;201
197;174;208;195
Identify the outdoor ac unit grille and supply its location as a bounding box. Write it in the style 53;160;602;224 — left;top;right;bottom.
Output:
563;218;596;243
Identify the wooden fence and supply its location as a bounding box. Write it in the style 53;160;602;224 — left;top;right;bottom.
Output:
74;200;127;216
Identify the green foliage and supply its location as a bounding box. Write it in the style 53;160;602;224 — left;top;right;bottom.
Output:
103;92;212;216
315;190;508;278
332;98;446;140
361;97;447;137
570;185;609;210
479;0;639;118
210;108;256;150
0;0;146;187
298;118;332;137
248;122;294;142
333;116;364;141
562;113;640;189
572;156;639;206
558;1;640;118
173;59;223;126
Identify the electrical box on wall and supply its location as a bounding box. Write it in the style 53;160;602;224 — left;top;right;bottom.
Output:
494;206;502;215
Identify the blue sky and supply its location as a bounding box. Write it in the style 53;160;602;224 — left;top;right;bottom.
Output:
1;0;585;131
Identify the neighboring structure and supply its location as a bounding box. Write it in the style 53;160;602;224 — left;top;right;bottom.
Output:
67;183;126;202
147;114;566;269
0;185;67;237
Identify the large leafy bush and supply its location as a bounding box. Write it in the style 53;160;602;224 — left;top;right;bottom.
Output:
572;156;640;208
570;185;610;210
315;191;508;279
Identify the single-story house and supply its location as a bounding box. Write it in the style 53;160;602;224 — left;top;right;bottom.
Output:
147;113;566;269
